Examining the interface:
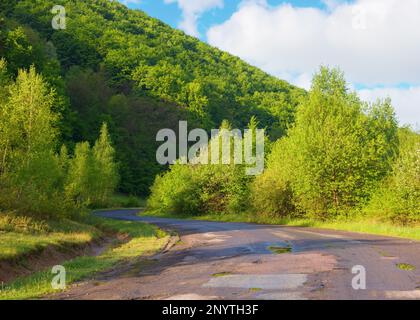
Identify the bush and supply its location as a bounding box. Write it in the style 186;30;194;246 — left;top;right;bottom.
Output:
147;162;252;216
253;67;399;220
147;163;202;215
252;139;296;218
147;119;255;216
366;128;420;224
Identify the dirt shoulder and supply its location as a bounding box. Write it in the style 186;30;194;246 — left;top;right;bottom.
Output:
0;213;170;300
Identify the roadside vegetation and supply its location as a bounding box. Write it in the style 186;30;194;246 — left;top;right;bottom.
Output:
0;57;153;299
0;212;99;261
146;68;420;239
0;61;119;219
0;216;168;300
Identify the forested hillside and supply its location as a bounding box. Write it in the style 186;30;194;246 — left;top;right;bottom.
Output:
0;0;305;195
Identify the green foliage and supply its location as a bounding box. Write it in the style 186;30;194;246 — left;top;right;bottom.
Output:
148;162;252;216
148;120;254;216
148;163;201;215
91;123;119;207
366;128;420;224
1;0;304;196
251;138;296;218
65;141;92;210
253;67;400;220
65;124;119;210
0;62;118;218
0;65;64;216
2;27;35;75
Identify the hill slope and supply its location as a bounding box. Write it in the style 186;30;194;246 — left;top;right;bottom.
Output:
0;0;305;194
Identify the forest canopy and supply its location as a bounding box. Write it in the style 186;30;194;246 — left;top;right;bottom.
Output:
0;0;305;195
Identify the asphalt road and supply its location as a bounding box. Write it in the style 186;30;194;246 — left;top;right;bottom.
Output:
55;209;420;300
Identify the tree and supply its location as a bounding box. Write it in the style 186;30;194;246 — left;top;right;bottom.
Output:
3;27;34;75
0;64;62;216
0;59;11;175
91;123;119;206
65;142;92;209
253;67;399;219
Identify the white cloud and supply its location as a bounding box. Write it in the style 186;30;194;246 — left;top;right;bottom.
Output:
321;0;343;11
359;86;420;129
119;0;142;5
207;0;420;125
165;0;224;37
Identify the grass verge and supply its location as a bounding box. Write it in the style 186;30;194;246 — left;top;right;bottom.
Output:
143;210;420;241
0;213;101;261
0;216;169;300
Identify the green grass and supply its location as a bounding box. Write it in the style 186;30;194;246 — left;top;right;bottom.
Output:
0;213;100;261
143;210;420;241
0;217;169;300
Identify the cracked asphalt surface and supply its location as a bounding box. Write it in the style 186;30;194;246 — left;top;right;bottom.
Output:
54;209;420;300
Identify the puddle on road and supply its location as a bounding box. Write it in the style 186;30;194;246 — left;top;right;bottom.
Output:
203;274;307;290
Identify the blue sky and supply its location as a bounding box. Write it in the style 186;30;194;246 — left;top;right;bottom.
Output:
125;1;330;41
120;0;420;127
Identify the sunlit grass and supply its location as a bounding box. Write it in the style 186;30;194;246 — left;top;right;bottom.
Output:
0;213;100;261
0;218;169;300
0;232;94;261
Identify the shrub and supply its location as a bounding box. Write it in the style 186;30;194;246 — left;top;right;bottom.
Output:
252;139;296;218
147;119;254;216
253;67;399;220
366;128;420;224
147;163;202;215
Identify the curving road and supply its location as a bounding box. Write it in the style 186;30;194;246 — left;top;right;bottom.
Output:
56;209;420;300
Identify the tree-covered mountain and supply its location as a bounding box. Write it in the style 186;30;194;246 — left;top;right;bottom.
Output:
0;0;305;195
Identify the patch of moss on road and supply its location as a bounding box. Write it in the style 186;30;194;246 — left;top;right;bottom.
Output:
268;245;292;254
396;263;416;271
212;272;232;277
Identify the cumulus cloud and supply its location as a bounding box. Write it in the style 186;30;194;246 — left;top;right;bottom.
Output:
207;0;420;125
165;0;224;37
359;86;420;129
